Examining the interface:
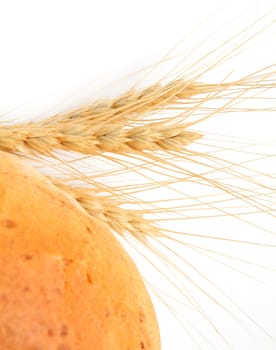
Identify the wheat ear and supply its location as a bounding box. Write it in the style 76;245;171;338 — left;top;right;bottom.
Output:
52;179;161;242
1;68;275;157
0;80;203;154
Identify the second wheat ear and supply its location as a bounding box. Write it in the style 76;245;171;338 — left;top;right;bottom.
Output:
0;8;275;350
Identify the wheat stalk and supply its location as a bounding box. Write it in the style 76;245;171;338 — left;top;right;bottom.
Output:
0;80;208;155
51;171;276;247
0;117;201;155
0;69;275;157
52;179;161;242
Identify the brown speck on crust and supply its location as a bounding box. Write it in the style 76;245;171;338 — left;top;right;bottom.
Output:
55;288;63;295
60;324;68;337
140;341;145;349
105;310;110;318
139;311;145;323
48;328;55;337
60;200;66;207
23;286;30;293
1;219;16;228
86;273;93;284
86;225;92;233
0;294;7;301
24;254;33;260
64;258;74;266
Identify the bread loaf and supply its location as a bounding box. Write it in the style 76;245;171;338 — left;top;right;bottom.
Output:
0;151;160;350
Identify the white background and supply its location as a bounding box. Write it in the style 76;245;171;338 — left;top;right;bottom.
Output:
0;1;275;349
